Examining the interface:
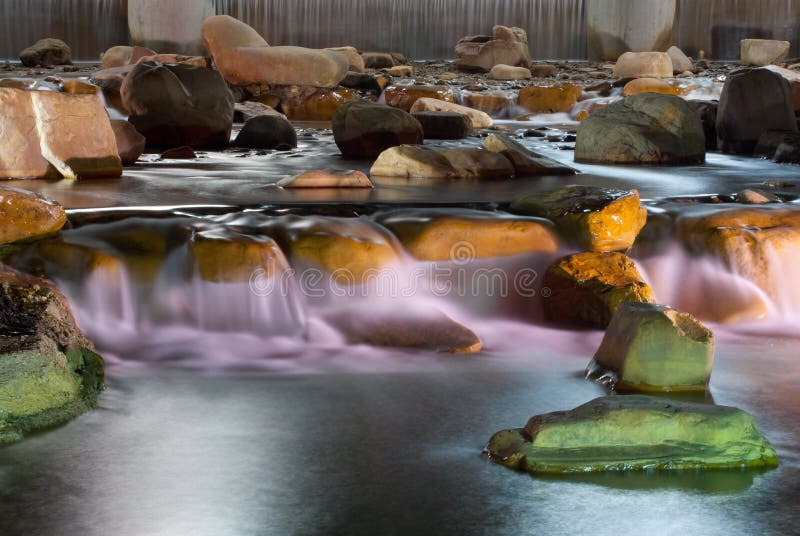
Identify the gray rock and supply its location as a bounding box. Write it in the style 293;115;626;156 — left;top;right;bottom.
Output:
333;101;423;159
233;115;297;149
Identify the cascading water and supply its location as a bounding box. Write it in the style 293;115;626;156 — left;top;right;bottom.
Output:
4;0;800;61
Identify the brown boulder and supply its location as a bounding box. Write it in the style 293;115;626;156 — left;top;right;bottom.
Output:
518;83;582;113
0;187;66;245
110;120;146;165
332;101;423;159
19;38;71;67
383;85;456;112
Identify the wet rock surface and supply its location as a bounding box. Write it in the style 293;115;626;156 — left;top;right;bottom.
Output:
332;101;423;159
485;395;778;474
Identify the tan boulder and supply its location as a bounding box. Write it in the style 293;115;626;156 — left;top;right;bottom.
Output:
201;15;348;87
370;145;514;180
325;46;365;73
613;52;673;79
0;88;122;180
0;187;66;245
667;46;693;73
136;54;209;67
518;83;582;113
460;90;515;116
388;65;413;77
277;169;372;188
489;64;532;80
455;25;531;72
543;251;655;327
483;133;577;176
383;85;456;112
375;208;558;261
511;186;646;251
741;39;790;67
100;45;157;69
409;97;493;129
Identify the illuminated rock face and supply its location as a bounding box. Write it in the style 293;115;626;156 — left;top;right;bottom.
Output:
542;252;655;328
511;186;646;252
0;187;66;245
486;395;778;474
0;270;104;445
613;52;673;79
383;85;456;112
518;83;582;113
374;208;558;261
0;88;122;180
201;15;348;88
741;39;790;67
575;93;705;165
589;302;715;392
409;98;492;130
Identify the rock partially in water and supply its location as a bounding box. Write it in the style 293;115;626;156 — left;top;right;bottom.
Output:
485;395;778;473
409;98;493;129
755;130;800;160
110;120;145;165
374;208;558;261
622;78;681;97
383;85;456;112
687;100;718;151
0;268;104;445
189;228;289;283
588;302;715;392
736;188;781;205
716;68;797;155
278;169;373;188
324;306;482;353
233;101;284;123
575;93;705;165
160;146;197;160
233;114;297;150
741;39;790;67
333;101;423;159
19;38;71;68
278;86;356;121
511;186;647;252
411;111;473;140
483;133;577;176
0;87;122;179
518;83;582;113
455;25;531;72
370;145;514;180
122;62;234;149
201;15;348;88
0;187;66;245
543;251;655;328
612;52;673;79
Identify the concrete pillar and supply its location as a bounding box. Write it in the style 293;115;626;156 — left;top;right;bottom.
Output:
128;0;216;56
586;0;678;61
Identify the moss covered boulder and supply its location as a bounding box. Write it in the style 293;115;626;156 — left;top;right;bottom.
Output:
485;395;778;474
0;268;103;445
511;186;647;252
374;208;558;261
543;252;655;327
588;302;714;392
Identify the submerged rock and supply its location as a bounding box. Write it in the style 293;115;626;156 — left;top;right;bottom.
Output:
483;133;577;176
511;186;646;252
370;145;514;180
332;101;423;159
374;208;558;261
0;188;66;245
518;83;582;113
485;395;778;473
543;252;655;328
0;269;104;445
409;98;493;129
189;228;290;283
575;93;705;165
122;62;234;149
201;15;348;87
588;303;715;392
278;169;372;188
716;68;797;155
19;38;71;67
0;88;122;179
324;306;482;354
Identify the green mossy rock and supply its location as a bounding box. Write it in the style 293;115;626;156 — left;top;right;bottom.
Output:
1;268;104;445
589;302;715;392
486;395;778;474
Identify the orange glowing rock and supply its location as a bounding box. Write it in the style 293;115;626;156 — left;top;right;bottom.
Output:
518;83;582;113
383;84;456;111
